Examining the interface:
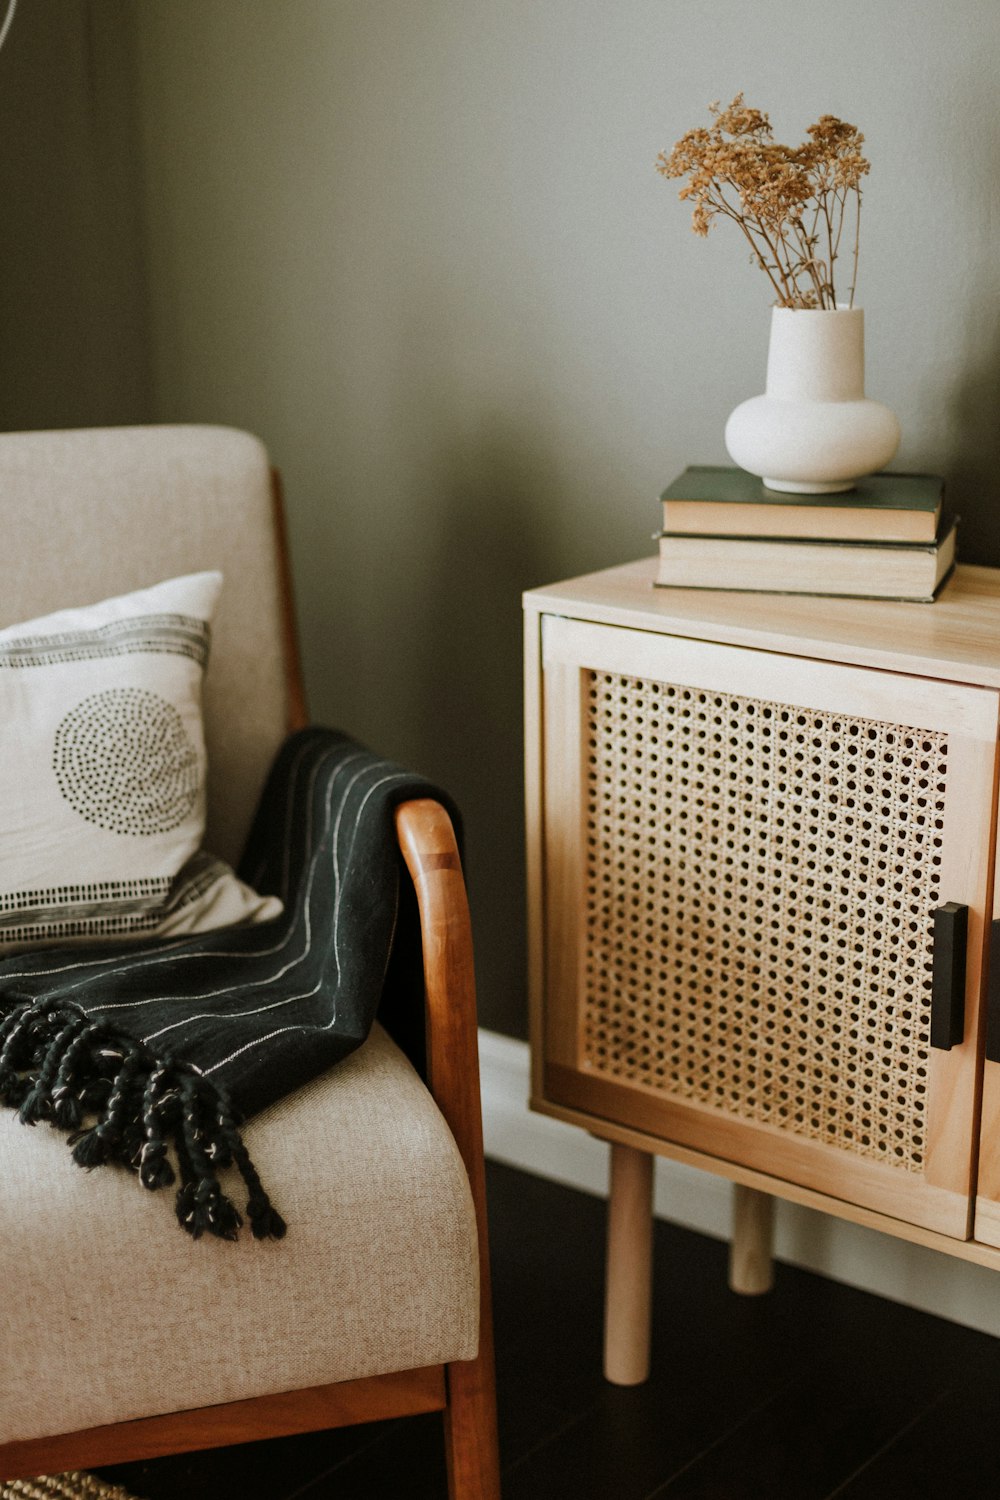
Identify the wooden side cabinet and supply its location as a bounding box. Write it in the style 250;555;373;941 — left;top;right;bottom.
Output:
524;559;1000;1385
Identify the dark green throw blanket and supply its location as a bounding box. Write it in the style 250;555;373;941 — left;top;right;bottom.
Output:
0;728;456;1242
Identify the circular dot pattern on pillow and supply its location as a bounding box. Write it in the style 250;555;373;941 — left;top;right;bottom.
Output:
53;687;200;837
0;572;282;952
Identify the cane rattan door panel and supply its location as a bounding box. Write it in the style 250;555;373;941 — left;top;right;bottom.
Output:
540;615;999;1237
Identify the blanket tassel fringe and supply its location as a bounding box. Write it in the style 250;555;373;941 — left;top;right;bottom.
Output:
0;995;286;1242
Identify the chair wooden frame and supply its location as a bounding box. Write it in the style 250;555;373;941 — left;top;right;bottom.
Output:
0;473;501;1498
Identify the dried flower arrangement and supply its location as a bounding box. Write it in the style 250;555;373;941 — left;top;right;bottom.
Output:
656;95;870;310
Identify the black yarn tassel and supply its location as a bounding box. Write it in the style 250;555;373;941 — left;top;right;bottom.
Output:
138;1060;177;1191
0;1000;45;1108
0;995;285;1242
18;1012;91;1126
211;1086;287;1240
51;1018;104;1130
174;1072;244;1242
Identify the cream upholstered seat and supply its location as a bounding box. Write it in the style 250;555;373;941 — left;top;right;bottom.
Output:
0;427;499;1497
0;1025;478;1441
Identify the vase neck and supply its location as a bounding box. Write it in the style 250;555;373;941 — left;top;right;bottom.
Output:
765;307;866;401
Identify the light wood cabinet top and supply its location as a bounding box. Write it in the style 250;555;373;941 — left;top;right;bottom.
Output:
523;560;1000;689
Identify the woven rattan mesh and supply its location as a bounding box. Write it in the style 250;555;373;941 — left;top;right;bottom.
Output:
0;1475;142;1500
583;671;948;1172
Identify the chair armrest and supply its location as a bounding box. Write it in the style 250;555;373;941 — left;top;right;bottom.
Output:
394;798;499;1492
394;798;483;1185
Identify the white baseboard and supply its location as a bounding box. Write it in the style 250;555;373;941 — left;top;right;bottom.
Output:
478;1028;1000;1338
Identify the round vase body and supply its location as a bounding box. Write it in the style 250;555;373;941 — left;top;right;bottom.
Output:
724;306;900;494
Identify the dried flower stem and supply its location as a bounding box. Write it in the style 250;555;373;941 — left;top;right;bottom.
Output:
848;191;861;307
656;96;870;309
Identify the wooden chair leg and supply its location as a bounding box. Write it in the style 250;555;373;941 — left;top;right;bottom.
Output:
729;1184;775;1295
604;1142;654;1386
444;1346;501;1500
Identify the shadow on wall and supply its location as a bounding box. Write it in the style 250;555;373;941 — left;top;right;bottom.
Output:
943;318;1000;569
408;417;567;1039
0;1;152;432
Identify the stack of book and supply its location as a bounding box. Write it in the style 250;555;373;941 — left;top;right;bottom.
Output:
654;466;957;602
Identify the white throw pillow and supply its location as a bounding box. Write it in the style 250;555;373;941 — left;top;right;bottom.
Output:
0;571;282;953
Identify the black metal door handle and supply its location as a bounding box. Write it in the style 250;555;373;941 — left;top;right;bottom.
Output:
930;902;967;1051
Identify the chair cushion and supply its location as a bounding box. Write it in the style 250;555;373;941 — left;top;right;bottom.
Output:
0;572;280;953
0;1025;479;1444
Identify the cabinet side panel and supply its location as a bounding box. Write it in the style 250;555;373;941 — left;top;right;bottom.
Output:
540;638;589;1071
973;707;1000;1244
524;605;546;1098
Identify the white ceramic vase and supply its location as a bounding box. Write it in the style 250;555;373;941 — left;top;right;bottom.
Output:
724;306;900;494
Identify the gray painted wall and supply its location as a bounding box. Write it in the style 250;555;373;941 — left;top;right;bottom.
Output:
0;1;150;430
131;0;1000;1038
7;2;1000;1037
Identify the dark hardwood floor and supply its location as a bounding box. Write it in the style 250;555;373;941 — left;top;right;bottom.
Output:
101;1161;1000;1499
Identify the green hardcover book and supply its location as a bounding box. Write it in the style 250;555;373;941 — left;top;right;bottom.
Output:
659;466;945;544
654;511;958;603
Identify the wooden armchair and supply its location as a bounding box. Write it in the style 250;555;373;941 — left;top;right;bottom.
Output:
0;426;500;1499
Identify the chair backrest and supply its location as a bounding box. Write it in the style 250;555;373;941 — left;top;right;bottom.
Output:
0;425;297;866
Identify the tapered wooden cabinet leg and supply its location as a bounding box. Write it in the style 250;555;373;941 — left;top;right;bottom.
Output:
604;1142;654;1386
729;1184;774;1295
